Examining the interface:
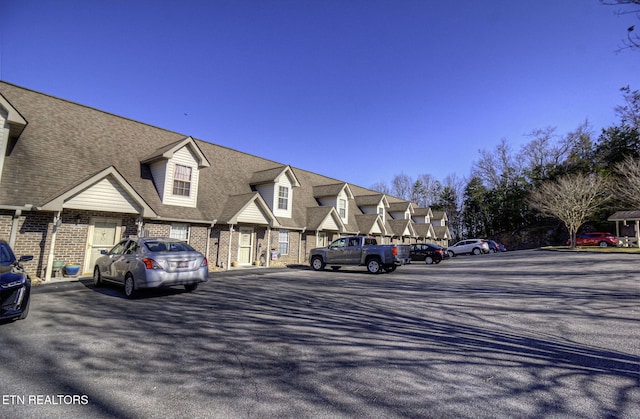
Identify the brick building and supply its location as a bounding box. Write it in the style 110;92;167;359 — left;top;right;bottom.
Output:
0;82;451;281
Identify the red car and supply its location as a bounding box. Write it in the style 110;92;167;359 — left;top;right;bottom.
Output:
567;232;619;247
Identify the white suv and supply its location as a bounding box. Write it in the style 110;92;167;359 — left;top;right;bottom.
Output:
446;239;490;257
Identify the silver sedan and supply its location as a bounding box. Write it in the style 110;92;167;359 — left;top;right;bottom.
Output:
93;237;208;298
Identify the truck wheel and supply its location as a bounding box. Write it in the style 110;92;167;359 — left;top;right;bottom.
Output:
311;256;325;271
383;264;396;273
366;257;382;274
331;266;341;271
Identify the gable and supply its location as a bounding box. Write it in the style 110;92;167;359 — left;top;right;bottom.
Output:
236;200;272;224
64;176;141;213
39;166;156;217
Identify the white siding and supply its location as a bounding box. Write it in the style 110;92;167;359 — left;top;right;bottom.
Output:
237;201;270;224
63;176;140;213
255;184;275;211
150;161;167;200
319;215;340;231
164;147;199;207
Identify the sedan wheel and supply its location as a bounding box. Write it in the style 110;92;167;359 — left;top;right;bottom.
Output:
184;283;198;292
93;267;103;287
425;256;433;265
472;248;481;255
124;275;136;299
599;241;608;247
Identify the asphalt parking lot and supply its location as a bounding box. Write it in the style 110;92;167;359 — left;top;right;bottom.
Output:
1;249;639;418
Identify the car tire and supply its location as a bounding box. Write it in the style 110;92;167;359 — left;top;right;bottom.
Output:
311;256;325;271
124;274;136;299
93;266;103;287
448;250;455;258
184;283;198;292
425;256;433;265
383;264;397;273
472;248;481;255
599;241;608;247
366;257;382;274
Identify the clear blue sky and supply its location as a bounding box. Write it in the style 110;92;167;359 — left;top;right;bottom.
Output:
1;0;638;189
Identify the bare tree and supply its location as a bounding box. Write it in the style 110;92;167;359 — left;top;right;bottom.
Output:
370;180;391;195
614;155;640;208
391;173;413;200
601;0;640;51
528;173;611;247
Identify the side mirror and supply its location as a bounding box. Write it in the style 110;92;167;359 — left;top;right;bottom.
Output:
100;250;108;255
19;255;34;263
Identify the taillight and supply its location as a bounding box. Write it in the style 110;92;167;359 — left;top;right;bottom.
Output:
201;257;208;267
437;250;443;255
141;257;163;270
392;246;398;256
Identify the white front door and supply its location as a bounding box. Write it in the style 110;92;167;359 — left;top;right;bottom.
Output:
238;228;253;264
84;217;122;275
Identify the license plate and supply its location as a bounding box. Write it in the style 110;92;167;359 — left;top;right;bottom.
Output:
176;261;189;268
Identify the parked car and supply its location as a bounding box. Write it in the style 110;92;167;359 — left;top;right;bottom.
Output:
567;232;619;247
497;242;507;252
485;240;500;253
447;239;490;257
410;243;444;264
309;236;411;273
93;237;209;298
0;240;33;321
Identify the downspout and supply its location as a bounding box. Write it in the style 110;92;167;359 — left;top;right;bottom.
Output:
266;226;271;268
136;215;144;237
9;209;21;248
205;220;216;266
44;211;62;281
227;224;234;270
298;227;306;264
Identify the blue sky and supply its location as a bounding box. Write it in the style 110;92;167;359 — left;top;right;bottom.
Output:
1;0;638;189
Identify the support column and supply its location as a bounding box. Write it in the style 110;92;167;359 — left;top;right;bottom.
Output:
44;211;61;281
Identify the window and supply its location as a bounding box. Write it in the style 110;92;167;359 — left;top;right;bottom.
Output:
278;230;289;255
278;186;289;210
338;199;346;218
170;223;189;241
172;164;192;197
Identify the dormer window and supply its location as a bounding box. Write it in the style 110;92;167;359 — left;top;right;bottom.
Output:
338;198;347;218
278;186;289;210
172;165;192;197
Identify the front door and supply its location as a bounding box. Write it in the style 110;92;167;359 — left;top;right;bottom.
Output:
84;217;122;275
238;228;253;265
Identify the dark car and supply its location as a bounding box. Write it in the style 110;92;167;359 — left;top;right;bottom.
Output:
567;232;619;247
485;240;500;253
410;243;444;264
0;240;33;321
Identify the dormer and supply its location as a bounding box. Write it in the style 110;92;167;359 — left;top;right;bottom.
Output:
313;183;354;223
412;207;433;224
0;94;27;183
249;165;300;218
388;201;414;220
355;194;389;224
431;210;448;227
141;137;210;208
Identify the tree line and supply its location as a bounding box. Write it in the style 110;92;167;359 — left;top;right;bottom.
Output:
370;86;640;249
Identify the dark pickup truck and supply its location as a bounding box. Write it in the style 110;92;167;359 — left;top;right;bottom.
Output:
309;236;411;273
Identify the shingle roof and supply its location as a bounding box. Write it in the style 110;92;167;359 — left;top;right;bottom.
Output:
608;211;640;221
0;82;434;235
